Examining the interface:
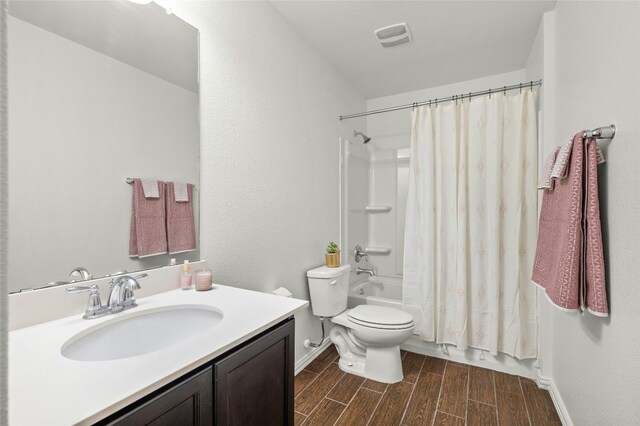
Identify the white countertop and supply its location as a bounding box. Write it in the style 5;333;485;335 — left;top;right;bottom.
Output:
9;285;308;425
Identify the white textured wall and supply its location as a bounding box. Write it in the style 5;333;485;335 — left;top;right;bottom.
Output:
0;1;8;422
7;16;199;292
156;0;366;364
551;2;640;424
525;10;555;385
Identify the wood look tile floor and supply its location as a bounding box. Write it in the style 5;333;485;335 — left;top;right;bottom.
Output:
294;346;561;426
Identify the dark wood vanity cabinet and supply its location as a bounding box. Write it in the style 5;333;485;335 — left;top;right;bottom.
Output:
101;318;295;426
105;367;213;426
214;318;294;425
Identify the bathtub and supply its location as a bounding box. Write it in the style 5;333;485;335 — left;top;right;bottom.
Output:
348;276;403;310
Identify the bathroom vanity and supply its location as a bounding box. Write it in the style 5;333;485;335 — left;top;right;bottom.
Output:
9;283;307;425
101;318;294;425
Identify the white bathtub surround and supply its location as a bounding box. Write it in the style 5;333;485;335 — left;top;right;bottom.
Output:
404;90;538;359
9;284;307;425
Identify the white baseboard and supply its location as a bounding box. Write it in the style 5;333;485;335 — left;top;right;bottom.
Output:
536;370;573;426
295;338;332;375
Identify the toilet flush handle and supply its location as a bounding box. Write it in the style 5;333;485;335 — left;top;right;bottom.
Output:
329;280;337;285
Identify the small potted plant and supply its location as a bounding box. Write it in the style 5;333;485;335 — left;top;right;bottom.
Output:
325;241;341;268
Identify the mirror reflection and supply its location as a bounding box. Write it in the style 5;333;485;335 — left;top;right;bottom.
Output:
7;1;200;293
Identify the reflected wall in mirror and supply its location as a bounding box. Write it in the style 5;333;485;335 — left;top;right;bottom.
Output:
8;1;200;293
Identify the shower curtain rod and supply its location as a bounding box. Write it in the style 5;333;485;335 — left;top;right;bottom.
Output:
339;79;543;121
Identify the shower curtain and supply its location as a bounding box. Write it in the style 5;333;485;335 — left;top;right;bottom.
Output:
403;90;538;359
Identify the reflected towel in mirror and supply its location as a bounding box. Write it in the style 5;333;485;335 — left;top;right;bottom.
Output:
129;179;168;258
166;182;196;254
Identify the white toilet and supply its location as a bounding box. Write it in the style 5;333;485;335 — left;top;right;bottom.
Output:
307;264;415;383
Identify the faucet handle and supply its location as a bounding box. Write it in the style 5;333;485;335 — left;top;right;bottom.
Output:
66;284;99;294
67;284;106;319
354;245;369;263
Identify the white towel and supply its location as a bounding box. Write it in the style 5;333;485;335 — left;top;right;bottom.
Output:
140;179;160;198
174;182;189;202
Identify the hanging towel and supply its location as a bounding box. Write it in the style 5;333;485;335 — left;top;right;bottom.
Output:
166;182;196;254
532;132;608;316
174;182;189;202
129;179;168;257
550;139;574;179
583;138;608;315
538;147;560;190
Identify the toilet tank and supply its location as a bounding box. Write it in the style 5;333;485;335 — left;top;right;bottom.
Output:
307;265;351;317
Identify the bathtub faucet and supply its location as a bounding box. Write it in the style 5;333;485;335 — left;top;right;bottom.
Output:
356;266;376;277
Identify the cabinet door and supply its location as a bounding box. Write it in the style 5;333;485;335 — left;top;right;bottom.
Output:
214;318;294;426
106;367;213;426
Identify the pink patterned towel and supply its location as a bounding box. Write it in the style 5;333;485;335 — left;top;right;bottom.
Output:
166;182;196;254
129;179;168;257
538;147;559;190
532;132;608;316
550;139;574;179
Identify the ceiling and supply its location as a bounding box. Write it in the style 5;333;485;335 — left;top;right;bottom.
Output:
271;1;556;98
9;0;198;93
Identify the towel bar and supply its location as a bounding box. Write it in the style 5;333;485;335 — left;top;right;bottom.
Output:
583;125;615;139
125;177;196;189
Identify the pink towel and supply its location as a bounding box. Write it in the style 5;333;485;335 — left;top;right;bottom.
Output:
538;147;559;190
532;132;608;316
129;179;168;257
166;182;196;254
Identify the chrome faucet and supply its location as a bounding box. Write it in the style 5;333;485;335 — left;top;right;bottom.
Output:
108;274;147;312
67;273;146;319
356;266;376;277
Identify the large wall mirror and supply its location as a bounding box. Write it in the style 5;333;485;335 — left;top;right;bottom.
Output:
8;1;200;293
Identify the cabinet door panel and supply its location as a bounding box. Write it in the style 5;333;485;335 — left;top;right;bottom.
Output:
106;367;213;426
215;319;294;426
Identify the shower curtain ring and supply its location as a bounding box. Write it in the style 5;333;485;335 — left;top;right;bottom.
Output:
503;86;507;95
468;92;471;103
530;81;533;92
489;89;491;99
435;98;438;107
519;83;522;94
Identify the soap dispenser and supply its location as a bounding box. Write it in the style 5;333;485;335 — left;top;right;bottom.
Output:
180;260;193;290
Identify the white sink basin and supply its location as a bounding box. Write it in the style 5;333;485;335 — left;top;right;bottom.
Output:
61;305;223;361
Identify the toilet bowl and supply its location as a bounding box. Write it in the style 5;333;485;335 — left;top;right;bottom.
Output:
307;265;415;383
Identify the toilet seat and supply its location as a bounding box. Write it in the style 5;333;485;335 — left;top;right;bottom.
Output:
347;305;414;330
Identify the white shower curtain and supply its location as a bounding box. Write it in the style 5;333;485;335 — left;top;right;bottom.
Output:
403;90;538;359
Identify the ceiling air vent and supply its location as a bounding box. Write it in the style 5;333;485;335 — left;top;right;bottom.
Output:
374;23;412;48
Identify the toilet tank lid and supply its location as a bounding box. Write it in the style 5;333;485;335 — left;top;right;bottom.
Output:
307;264;351;278
348;305;413;326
